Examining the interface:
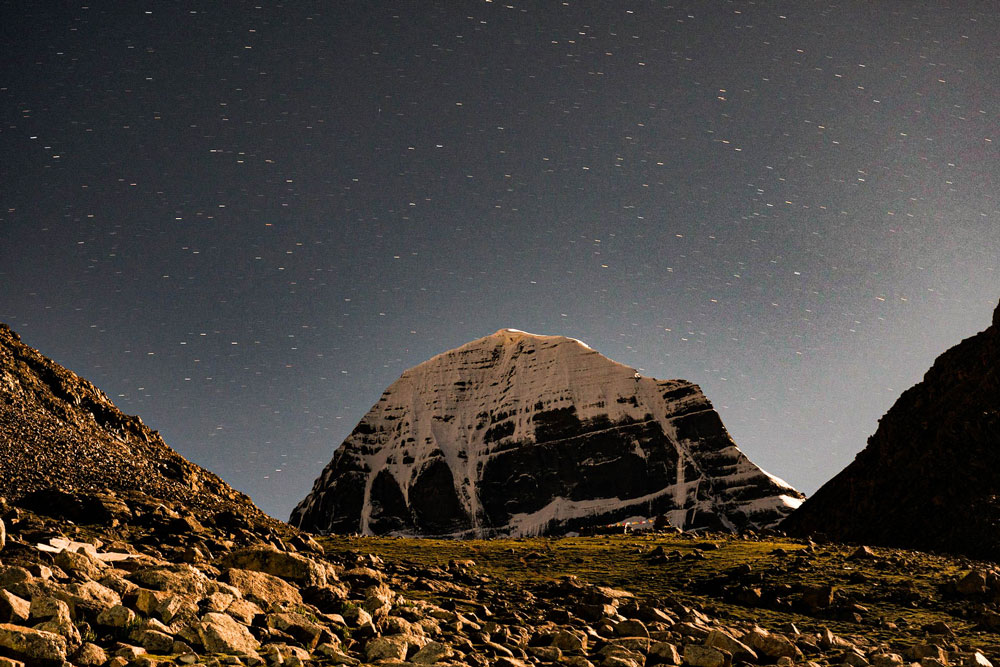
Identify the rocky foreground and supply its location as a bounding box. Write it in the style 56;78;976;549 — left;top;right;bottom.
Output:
2;492;999;667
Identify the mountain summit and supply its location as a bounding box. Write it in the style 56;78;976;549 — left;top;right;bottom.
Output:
783;299;1000;559
291;329;803;537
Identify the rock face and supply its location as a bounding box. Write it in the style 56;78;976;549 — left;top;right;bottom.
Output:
0;323;265;522
292;329;803;537
783;299;1000;560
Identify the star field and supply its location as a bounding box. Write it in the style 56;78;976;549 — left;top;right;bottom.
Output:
2;1;997;519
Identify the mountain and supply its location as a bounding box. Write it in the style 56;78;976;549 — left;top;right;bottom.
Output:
782;300;1000;559
291;329;803;537
0;323;268;526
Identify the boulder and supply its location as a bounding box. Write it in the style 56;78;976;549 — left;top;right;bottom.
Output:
220;546;328;586
57;580;122;618
614;619;649;638
798;584;835;612
53;549;107;581
198;612;260;655
266;612;327;649
552;629;588;653
223;568;303;607
746;626;802;659
0;591;30;624
96;604;137;629
0;623;68;664
128;565;209;596
683;644;728;667
650;641;682;664
411;640;455;664
72;642;108;666
957;570;989;596
365;635;409;662
705;629;757;661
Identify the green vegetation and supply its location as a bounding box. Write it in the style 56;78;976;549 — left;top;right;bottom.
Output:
319;531;1000;653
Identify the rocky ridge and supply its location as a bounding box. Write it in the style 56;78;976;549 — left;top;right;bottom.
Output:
0;323;266;523
292;329;803;537
782;299;1000;560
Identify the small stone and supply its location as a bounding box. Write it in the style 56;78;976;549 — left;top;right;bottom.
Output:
0;518;5;552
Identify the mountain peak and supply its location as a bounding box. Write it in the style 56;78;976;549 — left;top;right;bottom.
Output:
480;327;592;348
292;330;802;537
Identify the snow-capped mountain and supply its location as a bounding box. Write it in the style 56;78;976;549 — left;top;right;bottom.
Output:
291;329;803;537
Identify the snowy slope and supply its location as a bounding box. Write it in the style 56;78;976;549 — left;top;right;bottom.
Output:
291;329;803;537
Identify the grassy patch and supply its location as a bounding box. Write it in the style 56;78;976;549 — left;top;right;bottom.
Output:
318;532;1000;654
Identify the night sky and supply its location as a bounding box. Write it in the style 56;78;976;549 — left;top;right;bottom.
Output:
2;1;997;521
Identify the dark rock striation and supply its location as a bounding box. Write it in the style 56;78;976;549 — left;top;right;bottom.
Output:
292;329;803;537
0;323;267;524
783;299;1000;560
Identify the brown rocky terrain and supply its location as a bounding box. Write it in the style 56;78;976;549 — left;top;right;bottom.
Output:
2;501;1000;667
782;299;1000;560
0;323;268;524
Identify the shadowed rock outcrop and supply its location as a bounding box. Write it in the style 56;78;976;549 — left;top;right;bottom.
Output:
783;300;1000;560
292;329;803;537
